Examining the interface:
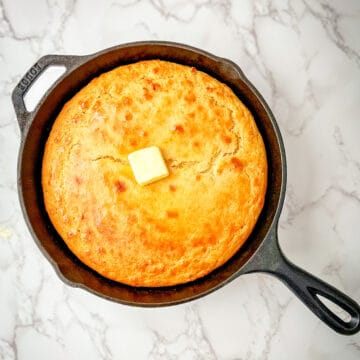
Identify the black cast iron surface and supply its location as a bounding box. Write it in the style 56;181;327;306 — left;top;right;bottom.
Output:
12;41;360;335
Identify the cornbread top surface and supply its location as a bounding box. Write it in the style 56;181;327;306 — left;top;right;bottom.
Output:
42;59;267;287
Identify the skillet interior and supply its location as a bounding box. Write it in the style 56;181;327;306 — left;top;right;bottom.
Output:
18;43;284;305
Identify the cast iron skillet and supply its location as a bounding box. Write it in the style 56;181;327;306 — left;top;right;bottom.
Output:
12;41;360;335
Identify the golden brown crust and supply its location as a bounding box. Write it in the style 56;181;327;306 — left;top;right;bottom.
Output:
42;60;267;287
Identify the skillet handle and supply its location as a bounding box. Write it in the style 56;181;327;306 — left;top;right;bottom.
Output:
11;54;89;133
243;227;360;335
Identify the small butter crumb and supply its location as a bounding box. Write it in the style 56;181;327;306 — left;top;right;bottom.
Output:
128;146;169;185
0;226;13;239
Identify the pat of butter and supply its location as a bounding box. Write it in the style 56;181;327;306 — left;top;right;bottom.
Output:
128;146;169;185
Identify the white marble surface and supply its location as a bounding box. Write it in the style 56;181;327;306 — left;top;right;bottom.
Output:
1;0;360;358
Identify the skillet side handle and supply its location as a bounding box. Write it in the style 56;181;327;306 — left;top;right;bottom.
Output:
11;54;88;134
243;228;360;335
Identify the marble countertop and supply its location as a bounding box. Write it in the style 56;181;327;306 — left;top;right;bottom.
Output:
1;0;360;359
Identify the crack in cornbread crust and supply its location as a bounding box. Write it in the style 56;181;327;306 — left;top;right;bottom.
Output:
42;60;267;287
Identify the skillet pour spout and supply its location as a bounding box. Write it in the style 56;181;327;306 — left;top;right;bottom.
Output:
11;41;360;335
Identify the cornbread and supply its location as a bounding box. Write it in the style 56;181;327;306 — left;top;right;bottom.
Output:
42;59;267;287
